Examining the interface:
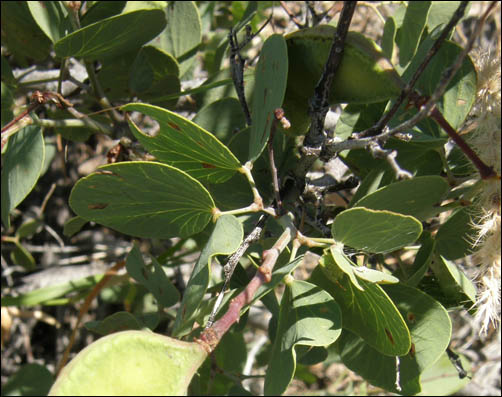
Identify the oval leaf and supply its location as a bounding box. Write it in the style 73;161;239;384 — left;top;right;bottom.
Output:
2;364;53;397
2;126;45;229
264;279;342;395
69;161;215;239
126;244;180;309
353;175;449;221
332;207;422;254
122;103;242;183
156;1;201;77
54;10;166;60
429;254;477;305
129;46;180;106
337;283;452;394
249;34;288;162
435;207;475;260
192;97;247;143
311;266;410;356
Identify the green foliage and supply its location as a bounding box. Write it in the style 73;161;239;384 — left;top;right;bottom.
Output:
2;2;486;396
1;126;45;229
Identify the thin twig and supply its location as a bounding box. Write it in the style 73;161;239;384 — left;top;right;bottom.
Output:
229;16;272;127
197;214;296;352
229;28;252;126
367;141;412;180
355;1;469;139
279;1;305;29
293;1;357;194
268;112;285;213
304;1;357;149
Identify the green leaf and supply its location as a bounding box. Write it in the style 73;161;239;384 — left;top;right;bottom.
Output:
0;2;52;63
125;244;180;309
311;266;411;356
326;246;364;291
381;16;397;60
334;102;388;141
2;126;45;229
435;207;475;260
400;38;477;135
80;2;127;27
283;26;403;135
192;97;247;143
54;10;167;60
353;175;450;221
352;265;400;285
429;254;476;305
383;282;452;368
17;218;43;239
27;1;69;43
337;282;452;393
2;364;54;397
332;207;422;254
1;275;103;307
399;231;436;286
206;172;254;211
249;34;288;162
163;2;201;58
214;331;247;373
396;1;431;66
10;241;36;271
69;161;215;239
264;280;342;396
95;50;140;102
122;103;242;184
328;245;399;291
427;2;465;33
172;215;243;337
348;168;385;207
193;67;255;109
129;46;180;107
154;1;201;77
63;216;88;237
85;311;145;335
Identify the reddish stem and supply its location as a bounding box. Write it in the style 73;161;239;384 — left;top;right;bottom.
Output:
409;92;497;180
429;107;496;179
197;219;295;353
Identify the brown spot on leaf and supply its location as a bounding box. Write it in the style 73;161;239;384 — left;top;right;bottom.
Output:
407;312;416;323
168;122;181;131
141;268;149;279
335;280;346;291
88;203;108;210
384;328;395;345
202;163;216;169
